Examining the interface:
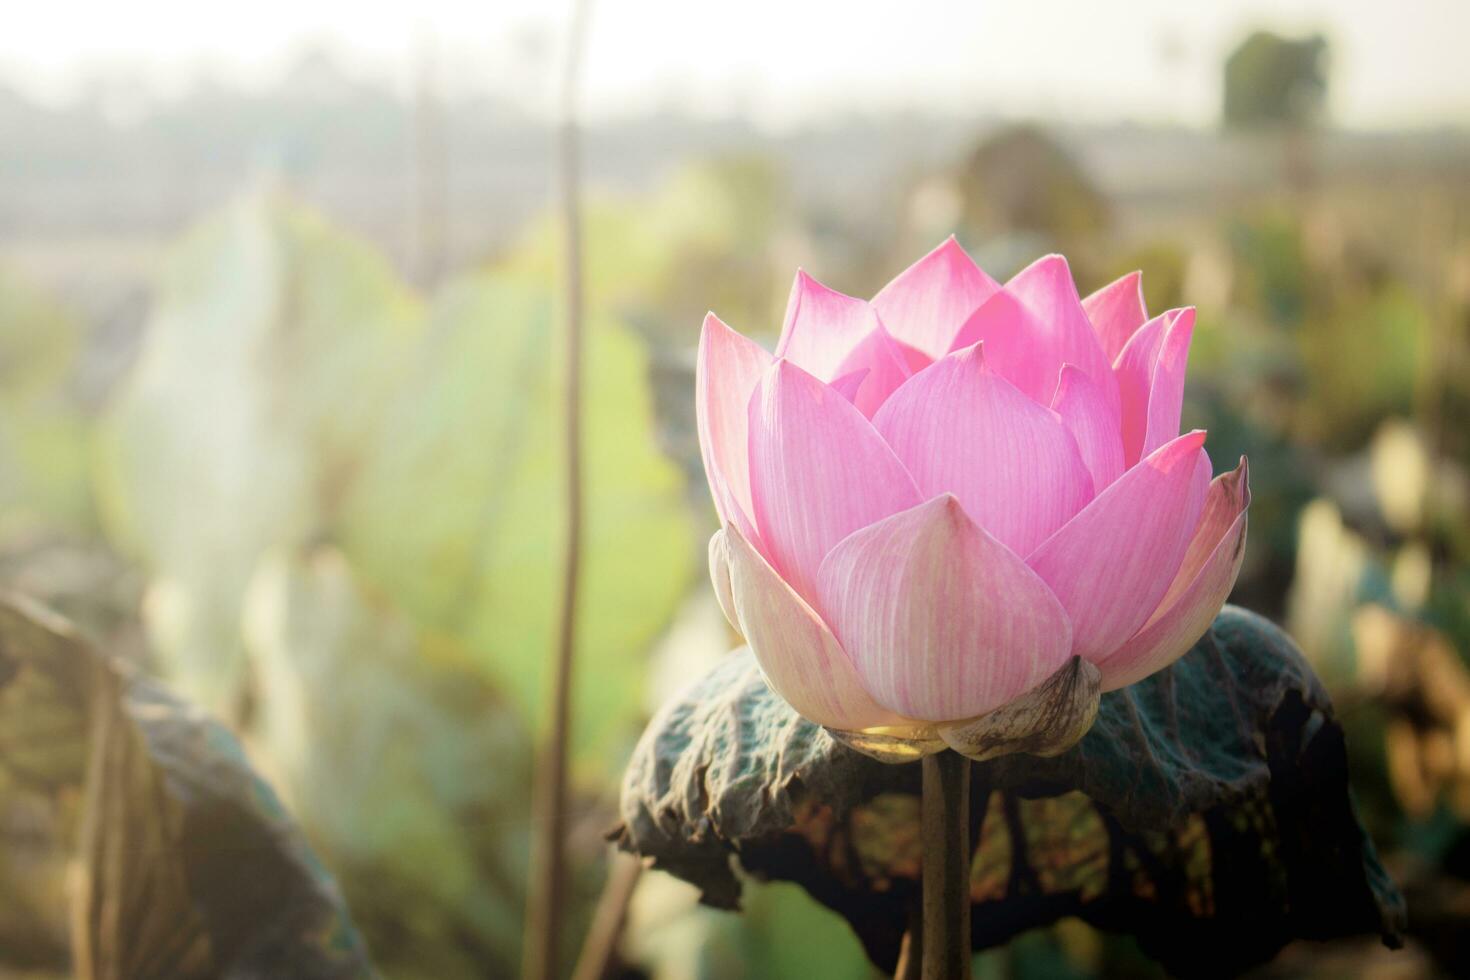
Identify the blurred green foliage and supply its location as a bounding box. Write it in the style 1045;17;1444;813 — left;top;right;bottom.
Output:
506;156;788;348
94;200;422;711
244;548;537;979
0;191;699;976
0;274;94;539
627;877;876;980
338;271;694;768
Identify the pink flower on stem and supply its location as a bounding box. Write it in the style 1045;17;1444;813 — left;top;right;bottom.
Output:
700;238;1250;760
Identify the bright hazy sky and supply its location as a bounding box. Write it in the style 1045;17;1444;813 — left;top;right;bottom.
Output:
4;0;1467;128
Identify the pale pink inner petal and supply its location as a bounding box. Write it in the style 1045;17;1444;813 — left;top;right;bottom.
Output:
1140;308;1196;461
816;495;1073;722
872;343;1095;558
893;337;934;374
1006;255;1121;414
948;256;1121;414
832;323;914;418
1111;308;1171;466
696;313;771;545
1082;270;1148;362
1026;431;1212;661
1050;364;1125;491
948;291;1058;404
747;359;922;604
828;367;870;405
1094;457;1250;691
870;236;1000;359
721;525;909;731
775;270;882;380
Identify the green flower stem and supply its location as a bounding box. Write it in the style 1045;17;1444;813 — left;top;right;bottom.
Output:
921;750;971;980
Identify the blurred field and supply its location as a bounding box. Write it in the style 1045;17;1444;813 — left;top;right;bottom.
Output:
2;21;1469;980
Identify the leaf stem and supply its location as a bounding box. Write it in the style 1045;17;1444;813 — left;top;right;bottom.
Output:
920;750;971;980
893;894;922;980
522;2;591;978
570;852;643;980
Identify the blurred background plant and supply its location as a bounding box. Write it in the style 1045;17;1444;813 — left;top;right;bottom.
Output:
0;2;1468;977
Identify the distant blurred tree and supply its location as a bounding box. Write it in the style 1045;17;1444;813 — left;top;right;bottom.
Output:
955;124;1109;249
1223;31;1329;130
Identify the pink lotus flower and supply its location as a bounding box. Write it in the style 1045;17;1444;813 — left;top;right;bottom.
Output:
700;238;1250;754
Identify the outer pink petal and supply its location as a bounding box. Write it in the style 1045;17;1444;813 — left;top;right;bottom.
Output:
1082;271;1148;362
832;324;914;418
696;313;770;545
776;270;882;379
1113;307;1192;467
870;236;1000;359
709;530;738;630
1026;431;1212;661
1096;458;1250;691
816;495;1074;722
1152;456;1249;615
747;359;922;603
1141;308;1196;460
1051;364;1125;490
720;525;907;730
872;343;1094;558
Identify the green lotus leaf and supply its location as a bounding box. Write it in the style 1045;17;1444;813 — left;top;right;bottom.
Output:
616;606;1405;975
0;592;373;979
337;272;695;768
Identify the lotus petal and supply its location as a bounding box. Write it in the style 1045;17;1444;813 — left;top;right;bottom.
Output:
1082;270;1148;361
1097;458;1250;690
827;367;870;404
937;656;1101;761
1114;307;1194;467
776;270;881;379
1141;308;1195;460
1051;364;1125;491
873;343;1094;557
747;359;922;602
816;495;1073;722
720;525;906;731
831;324;914;418
949;256;1120;414
708;530;737;630
870;236;999;359
1026;431;1211;661
1007;254;1119;410
696;313;770;544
